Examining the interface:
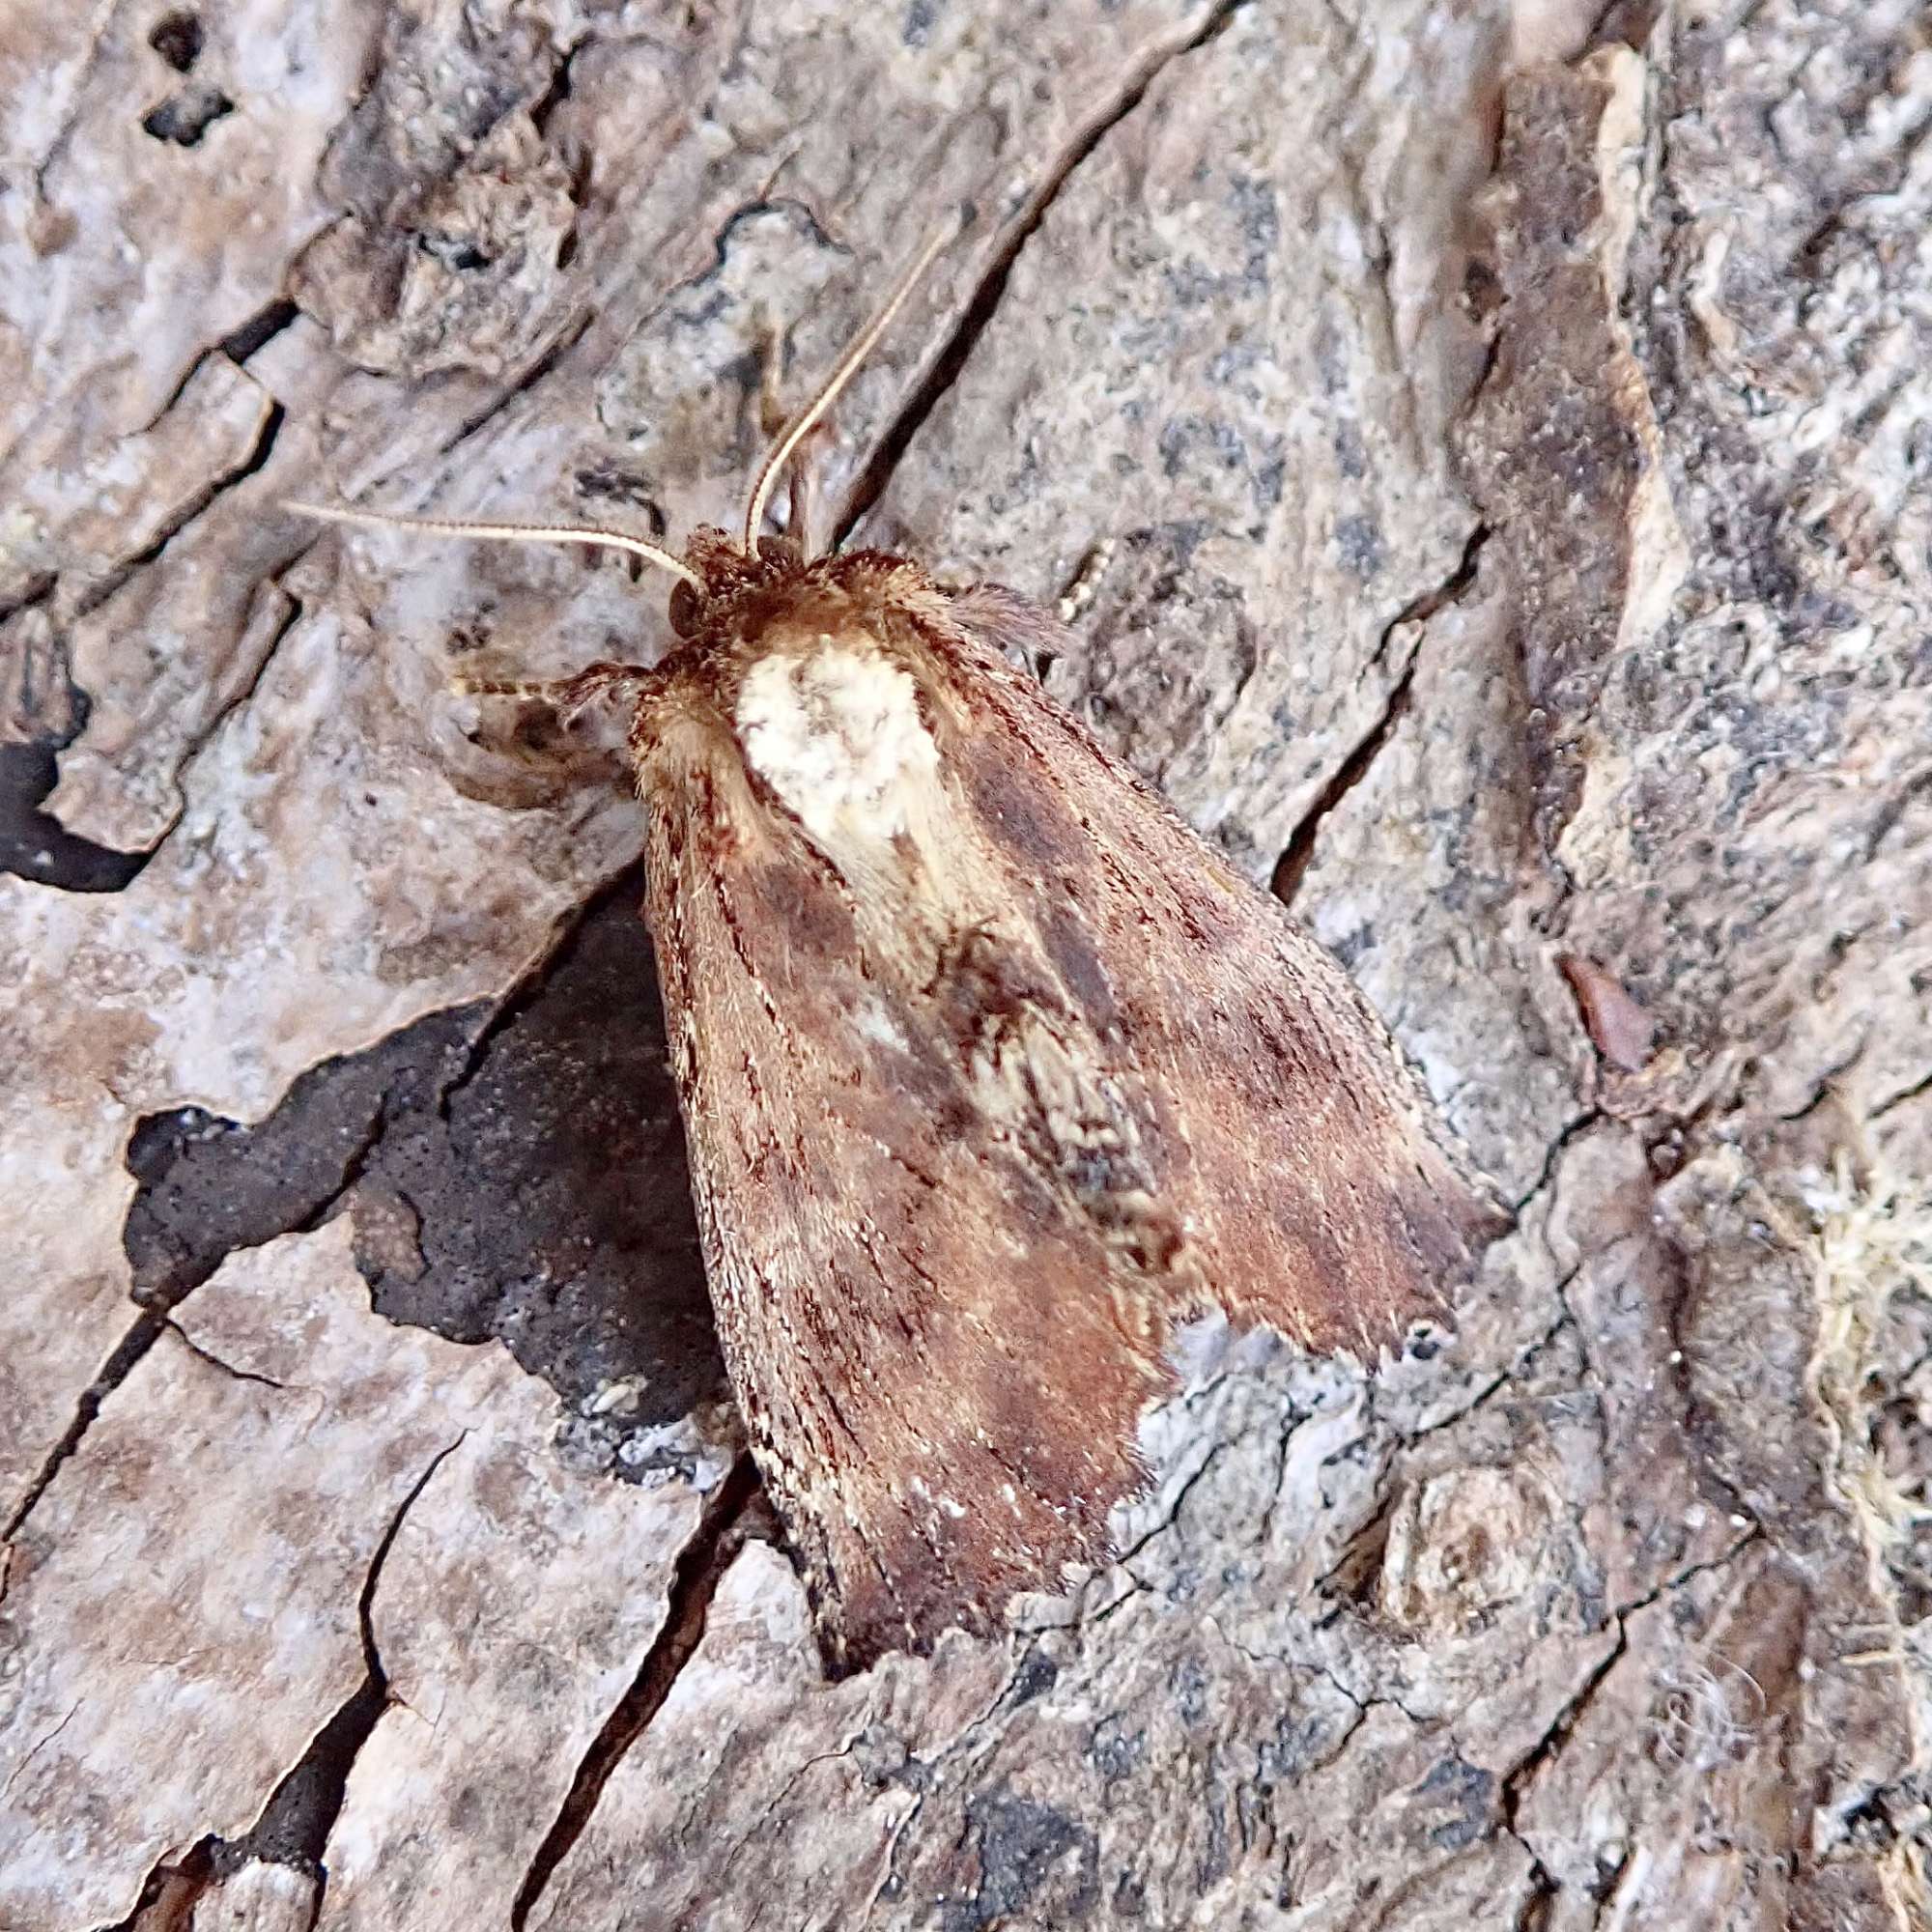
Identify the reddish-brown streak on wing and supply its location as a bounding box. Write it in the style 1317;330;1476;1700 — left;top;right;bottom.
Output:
629;550;1502;1672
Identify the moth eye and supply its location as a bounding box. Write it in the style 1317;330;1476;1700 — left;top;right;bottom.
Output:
668;580;702;638
757;534;804;567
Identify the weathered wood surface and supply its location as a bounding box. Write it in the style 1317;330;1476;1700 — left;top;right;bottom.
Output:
3;1;1929;1926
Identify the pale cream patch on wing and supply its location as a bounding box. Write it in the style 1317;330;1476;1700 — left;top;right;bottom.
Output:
734;638;940;848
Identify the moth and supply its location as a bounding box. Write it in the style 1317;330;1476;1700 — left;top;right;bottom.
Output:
297;232;1502;1672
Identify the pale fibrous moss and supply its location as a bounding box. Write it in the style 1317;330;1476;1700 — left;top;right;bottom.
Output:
1796;1146;1932;1552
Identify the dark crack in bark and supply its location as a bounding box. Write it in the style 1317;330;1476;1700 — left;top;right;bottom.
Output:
1272;525;1488;908
92;1838;217;1932
434;307;595;460
122;1004;491;1308
0;734;150;893
63;1442;463;1927
217;1437;466;1896
217;298;300;365
69;374;286;628
3;1311;166;1541
510;1452;766;1929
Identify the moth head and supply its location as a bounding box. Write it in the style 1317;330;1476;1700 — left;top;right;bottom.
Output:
664;527;808;640
286;226;948;653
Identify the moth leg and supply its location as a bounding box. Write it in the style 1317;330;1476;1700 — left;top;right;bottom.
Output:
781;423;835;559
1055;538;1117;625
453;659;664;727
753;315;832;557
756;311;791;440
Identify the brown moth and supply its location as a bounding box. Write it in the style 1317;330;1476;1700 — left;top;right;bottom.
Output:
296;233;1503;1672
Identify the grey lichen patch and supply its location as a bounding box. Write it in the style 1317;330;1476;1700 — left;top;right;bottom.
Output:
941;1789;1101;1931
293;111;581;382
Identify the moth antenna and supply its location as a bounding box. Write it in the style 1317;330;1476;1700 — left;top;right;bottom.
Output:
740;224;951;558
287;499;706;593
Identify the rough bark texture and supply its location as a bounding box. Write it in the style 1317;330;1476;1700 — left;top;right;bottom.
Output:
2;1;1928;1927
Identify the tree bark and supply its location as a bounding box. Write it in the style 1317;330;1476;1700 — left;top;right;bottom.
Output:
2;1;1928;1927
